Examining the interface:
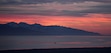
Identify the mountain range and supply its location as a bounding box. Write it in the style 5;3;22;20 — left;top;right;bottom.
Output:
0;22;100;35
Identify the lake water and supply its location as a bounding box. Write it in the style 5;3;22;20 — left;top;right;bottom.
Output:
0;36;111;50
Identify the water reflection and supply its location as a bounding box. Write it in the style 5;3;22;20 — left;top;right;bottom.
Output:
0;36;111;50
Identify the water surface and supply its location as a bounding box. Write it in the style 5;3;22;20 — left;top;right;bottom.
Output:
0;35;111;50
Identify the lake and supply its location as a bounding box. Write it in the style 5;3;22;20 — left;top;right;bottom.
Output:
0;36;111;50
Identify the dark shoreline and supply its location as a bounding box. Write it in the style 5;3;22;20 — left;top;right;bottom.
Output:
0;47;111;53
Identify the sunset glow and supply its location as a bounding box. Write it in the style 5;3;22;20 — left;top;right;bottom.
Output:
0;14;111;35
0;0;111;35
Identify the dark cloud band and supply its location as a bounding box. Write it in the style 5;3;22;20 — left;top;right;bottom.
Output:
0;0;111;16
0;0;111;5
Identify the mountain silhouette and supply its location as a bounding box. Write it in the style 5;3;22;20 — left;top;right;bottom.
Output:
0;22;100;35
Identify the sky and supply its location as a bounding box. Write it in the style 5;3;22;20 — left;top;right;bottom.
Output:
0;0;111;35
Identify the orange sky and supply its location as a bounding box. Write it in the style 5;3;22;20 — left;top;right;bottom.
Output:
0;14;111;35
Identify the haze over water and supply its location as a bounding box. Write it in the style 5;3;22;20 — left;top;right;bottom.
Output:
0;35;111;50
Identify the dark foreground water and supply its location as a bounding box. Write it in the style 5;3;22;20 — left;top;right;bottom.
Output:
0;36;111;50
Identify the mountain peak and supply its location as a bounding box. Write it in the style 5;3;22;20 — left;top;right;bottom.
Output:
19;22;28;25
7;22;18;27
0;22;101;36
32;23;42;26
7;22;17;25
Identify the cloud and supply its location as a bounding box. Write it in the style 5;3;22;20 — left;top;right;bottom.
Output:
0;0;111;16
0;0;23;5
79;3;111;14
0;0;111;5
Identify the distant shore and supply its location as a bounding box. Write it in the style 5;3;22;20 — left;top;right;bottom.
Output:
0;47;111;53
